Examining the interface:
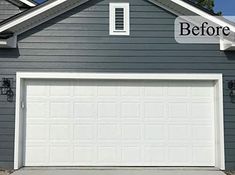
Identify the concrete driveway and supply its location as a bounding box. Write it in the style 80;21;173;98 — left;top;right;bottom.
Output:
11;167;226;175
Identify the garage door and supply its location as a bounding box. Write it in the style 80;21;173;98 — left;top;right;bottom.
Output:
23;79;215;166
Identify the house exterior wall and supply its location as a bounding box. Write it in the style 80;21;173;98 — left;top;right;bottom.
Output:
0;0;235;170
0;0;19;22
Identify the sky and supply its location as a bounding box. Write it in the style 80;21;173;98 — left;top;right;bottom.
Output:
214;0;235;16
34;0;235;16
34;0;45;3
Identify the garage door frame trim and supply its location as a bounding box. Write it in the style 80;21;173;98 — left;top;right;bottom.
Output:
14;72;225;170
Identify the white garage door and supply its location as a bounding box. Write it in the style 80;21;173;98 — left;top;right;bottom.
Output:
24;79;215;166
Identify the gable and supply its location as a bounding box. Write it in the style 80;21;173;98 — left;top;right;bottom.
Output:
0;0;235;50
14;0;228;76
19;0;177;44
0;0;20;22
18;0;221;56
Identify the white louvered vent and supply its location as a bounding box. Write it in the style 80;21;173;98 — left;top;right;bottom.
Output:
109;3;130;35
115;8;124;30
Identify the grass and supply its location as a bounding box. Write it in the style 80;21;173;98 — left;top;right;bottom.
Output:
0;169;14;175
225;172;235;175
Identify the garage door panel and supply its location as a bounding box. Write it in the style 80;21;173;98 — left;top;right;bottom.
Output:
143;81;166;95
26;85;48;97
49;145;73;163
24;79;215;166
191;83;214;97
98;102;118;118
192;147;215;165
144;124;166;140
192;125;214;140
121;124;141;140
74;124;95;140
98;123;119;140
74;102;96;118
144;86;164;97
97;146;118;164
74;85;96;97
168;103;189;118
121;102;140;118
168;147;191;165
191;102;214;119
120;86;141;96
27;101;48;118
74;146;95;163
25;146;48;164
168;125;190;140
167;86;190;97
121;146;141;163
143;102;165;118
49;85;72;97
98;86;118;96
143;146;166;162
49;124;72;141
50;102;71;118
26;124;48;140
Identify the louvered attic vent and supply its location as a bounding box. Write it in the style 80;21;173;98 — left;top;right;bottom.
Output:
115;8;124;30
109;3;130;35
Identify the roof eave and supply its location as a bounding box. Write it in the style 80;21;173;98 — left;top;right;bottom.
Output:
2;0;235;34
19;0;37;7
6;0;37;8
6;0;29;8
0;0;91;34
0;35;17;48
0;32;14;39
220;39;235;51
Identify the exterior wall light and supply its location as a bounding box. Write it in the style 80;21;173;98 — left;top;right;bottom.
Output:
0;78;14;102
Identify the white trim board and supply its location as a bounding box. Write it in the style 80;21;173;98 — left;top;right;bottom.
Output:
14;72;225;170
220;38;235;51
7;0;37;8
18;0;36;7
0;0;68;33
109;3;130;36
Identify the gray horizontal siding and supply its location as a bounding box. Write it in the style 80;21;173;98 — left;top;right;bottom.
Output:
1;56;235;63
0;0;235;170
20;37;186;43
0;0;19;22
1;49;229;57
